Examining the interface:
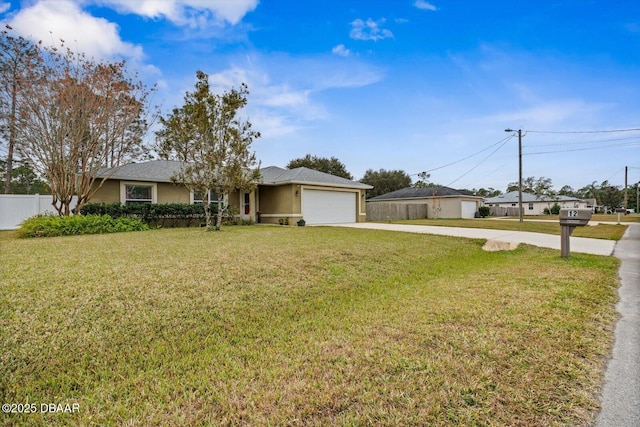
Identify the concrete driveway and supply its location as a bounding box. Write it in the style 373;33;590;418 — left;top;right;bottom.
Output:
327;222;616;256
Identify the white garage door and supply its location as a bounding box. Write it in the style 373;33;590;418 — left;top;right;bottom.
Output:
302;190;356;224
461;201;477;219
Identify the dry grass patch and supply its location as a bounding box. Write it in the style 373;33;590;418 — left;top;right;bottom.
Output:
0;226;619;425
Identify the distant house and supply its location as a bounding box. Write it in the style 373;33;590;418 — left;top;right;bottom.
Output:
482;191;594;216
366;186;483;220
90;160;372;225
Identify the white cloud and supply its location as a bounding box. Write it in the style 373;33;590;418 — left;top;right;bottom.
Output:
413;1;437;11
6;0;143;61
484;99;612;129
206;66;252;92
332;44;351;57
350;18;393;41
195;53;384;139
0;2;10;14
262;89;310;108
94;0;259;27
206;65;326;121
250;110;303;139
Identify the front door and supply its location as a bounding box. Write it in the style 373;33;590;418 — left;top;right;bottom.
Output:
240;192;251;220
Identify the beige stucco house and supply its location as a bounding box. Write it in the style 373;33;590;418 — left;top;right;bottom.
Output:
366;186;483;220
483;191;594;216
90;160;371;225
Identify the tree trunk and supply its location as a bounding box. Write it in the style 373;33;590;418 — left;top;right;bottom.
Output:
4;80;17;194
203;193;212;229
215;194;224;231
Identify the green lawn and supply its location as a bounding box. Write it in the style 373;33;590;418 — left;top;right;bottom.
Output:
390;218;628;240
0;226;620;425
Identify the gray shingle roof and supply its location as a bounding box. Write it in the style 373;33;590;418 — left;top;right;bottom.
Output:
369;186;475;201
97;161;372;189
97;160;184;183
483;191;582;204
260;166;372;189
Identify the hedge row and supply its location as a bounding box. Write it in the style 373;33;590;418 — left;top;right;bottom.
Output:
79;203;220;227
18;214;148;238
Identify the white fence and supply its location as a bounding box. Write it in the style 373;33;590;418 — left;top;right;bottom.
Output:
0;194;78;230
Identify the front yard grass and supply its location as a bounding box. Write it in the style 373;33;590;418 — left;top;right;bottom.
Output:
1;226;619;425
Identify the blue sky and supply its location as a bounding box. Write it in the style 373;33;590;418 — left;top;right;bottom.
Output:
2;0;639;191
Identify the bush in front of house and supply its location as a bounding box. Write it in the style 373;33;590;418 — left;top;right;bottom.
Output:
79;203;220;227
17;213;149;238
478;206;491;218
543;203;561;215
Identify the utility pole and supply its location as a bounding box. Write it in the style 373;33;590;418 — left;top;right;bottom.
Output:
624;166;628;213
505;128;524;222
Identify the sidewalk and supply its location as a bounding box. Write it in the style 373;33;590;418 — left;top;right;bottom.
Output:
596;223;640;427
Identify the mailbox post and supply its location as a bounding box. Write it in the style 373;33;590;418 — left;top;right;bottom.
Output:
559;208;592;257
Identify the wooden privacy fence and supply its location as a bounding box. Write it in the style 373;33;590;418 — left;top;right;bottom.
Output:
366;203;428;221
0;194;78;229
489;206;523;217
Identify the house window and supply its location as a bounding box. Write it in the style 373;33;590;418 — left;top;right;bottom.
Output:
528;203;534;210
121;182;156;204
192;190;224;207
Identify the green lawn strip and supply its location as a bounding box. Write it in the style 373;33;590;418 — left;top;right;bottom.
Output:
1;227;619;425
391;218;628;240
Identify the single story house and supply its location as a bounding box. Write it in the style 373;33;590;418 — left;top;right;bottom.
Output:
90;160;372;225
482;191;594;216
366;186;483;220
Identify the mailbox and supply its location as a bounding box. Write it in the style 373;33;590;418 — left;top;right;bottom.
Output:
559;208;591;227
559;208;592;257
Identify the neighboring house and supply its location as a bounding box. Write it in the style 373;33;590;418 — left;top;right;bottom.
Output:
366;186;483;220
90;160;372;225
482;191;593;216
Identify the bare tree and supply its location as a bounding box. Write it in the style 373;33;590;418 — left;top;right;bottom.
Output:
156;70;261;230
15;39;154;215
0;26;40;194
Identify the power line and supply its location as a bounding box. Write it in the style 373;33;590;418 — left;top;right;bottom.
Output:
526;135;640;148
527;127;640;134
420;134;514;174
525;140;640;155
446;137;512;187
605;167;626;182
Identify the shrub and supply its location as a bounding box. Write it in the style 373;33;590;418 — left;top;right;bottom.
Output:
543;203;561;215
79;203;221;227
478;206;491;218
17;214;148;238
